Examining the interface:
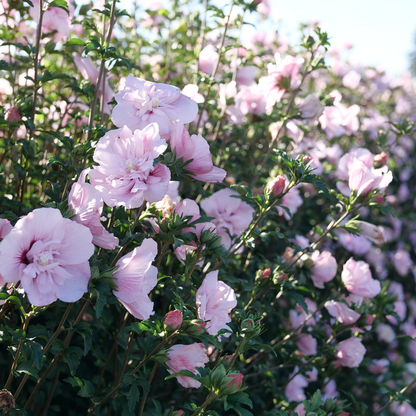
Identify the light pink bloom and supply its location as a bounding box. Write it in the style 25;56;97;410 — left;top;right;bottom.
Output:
341;258;381;298
296;334;317;355
73;55;114;115
335;337;366;367
164;310;183;330
294;404;306;416
375;323;396;343
89;124;170;209
0;208;94;306
198;44;219;75
393;249;413;276
337;231;372;255
298;95;324;121
112;75;198;137
166;343;209;388
310;250;337;289
113;239;158;320
349;157;393;196
368;358;389;375
319;107;345;139
322;379;339;399
170;125;226;183
30;0;72;37
285;368;308;402
259;54;303;111
236;66;257;86
390;402;416;416
196;271;237;338
305;367;318;382
68;169;118;250
325;300;360;325
7;107;21;122
201;189;254;250
236;84;267;116
342;70;361;89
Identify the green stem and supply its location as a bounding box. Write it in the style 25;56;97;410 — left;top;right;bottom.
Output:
137;362;158;416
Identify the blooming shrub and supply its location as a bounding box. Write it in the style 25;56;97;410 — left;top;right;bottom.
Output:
1;1;416;416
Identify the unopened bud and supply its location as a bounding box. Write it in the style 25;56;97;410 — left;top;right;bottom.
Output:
182;319;207;335
302;155;312;164
210;365;227;390
274;273;287;284
172;411;184;416
82;313;94;323
164;310;183;330
373;195;385;205
259;268;271;280
303;258;315;269
374;152;387;168
266;175;286;198
241;318;255;331
219;373;244;395
7;107;21;123
160;195;174;218
356;221;385;245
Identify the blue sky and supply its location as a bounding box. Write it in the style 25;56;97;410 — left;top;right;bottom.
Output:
266;0;416;75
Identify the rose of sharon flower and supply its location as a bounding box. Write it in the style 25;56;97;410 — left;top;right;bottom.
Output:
166;343;209;388
196;271;237;338
285;367;308;402
170;125;226;183
310;250;337;289
113;238;158;320
89;124;170;209
164;310;183;330
341;258;381;298
259;53;303;111
112;75;198;136
68;169;118;250
30;0;73;37
335;337;366;367
325;300;360;325
198;44;219;75
349;157;392;196
0;208;94;307
298;95;324;121
276;176;303;220
201;189;254;250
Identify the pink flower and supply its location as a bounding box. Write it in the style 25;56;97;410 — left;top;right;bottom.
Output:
259;54;303;111
267;175;286;197
170;125;226;183
390;402;416;416
309;250;337;289
88;124;171;209
348;157;392;196
0;208;94;306
196;270;237;338
375;323;396;343
341;258;381;298
68;169;118;250
198;44;219;75
335;337;366;367
294;404;306;416
30;0;73;37
113;239;158;320
285;368;308;402
298;95;324;121
296;334;317;355
73;55;114;115
368;358;389;375
7;106;21;122
166;343;209;388
393;249;413;276
164;310;183;330
181;84;204;103
201;189;254;250
319;107;345;139
325;300;360;325
112;75;198;137
337;231;372;255
236;84;267;116
236;66;257;86
220;373;244;395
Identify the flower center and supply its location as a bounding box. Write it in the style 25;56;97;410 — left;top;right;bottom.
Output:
151;97;160;108
126;158;137;173
37;252;53;266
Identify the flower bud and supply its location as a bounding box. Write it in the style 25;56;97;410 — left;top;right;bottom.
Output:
259;268;271;280
7;107;21;123
218;373;244;396
241;318;255;331
164;310;183;330
302;155;312;164
266;175;285;198
356;221;385;245
172;411;184;416
273;273;287;285
373;152;387;168
82;313;94;323
210;365;227;390
373;195;385;205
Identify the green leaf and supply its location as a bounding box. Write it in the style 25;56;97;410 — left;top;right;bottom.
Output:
164;370;196;380
16;361;38;377
127;383;140;411
287;292;309;313
66;38;86;47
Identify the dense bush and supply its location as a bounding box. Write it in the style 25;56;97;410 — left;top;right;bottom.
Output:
1;1;416;416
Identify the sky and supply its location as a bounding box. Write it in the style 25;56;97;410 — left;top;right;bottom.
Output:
266;0;416;75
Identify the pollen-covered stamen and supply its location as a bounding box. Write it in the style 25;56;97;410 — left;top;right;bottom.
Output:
151;97;160;108
37;252;53;266
126;158;137;173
